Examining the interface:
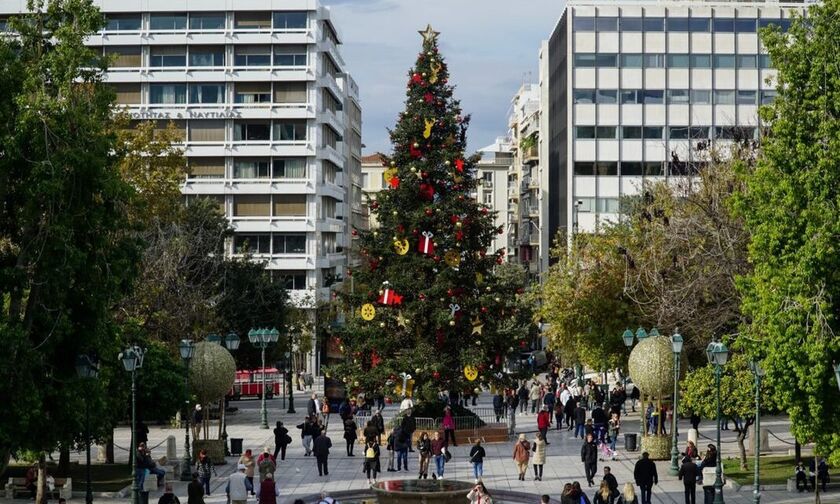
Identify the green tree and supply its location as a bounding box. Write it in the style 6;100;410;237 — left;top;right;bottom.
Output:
0;0;141;495
681;352;778;469
736;0;840;466
330;27;512;402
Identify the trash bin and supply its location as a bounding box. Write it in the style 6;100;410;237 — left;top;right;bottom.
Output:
230;438;244;456
625;433;637;452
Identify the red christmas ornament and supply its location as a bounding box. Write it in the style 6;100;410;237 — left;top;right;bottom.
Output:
481;207;489;215
351;229;358;236
424;92;434;103
371;201;379;210
411;73;422;84
433;371;441;379
421;171;429;178
424;208;434;217
419;183;435;201
455;230;464;241
520;340;527;349
496;257;503;264
454;159;465;172
447;288;454;297
495;354;502;366
417;231;435;255
419;293;427;301
433;255;441;262
388;176;400;189
410;144;422;158
449;215;460;224
481;306;488;313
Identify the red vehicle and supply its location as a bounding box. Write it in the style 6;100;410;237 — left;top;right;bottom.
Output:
229;368;282;400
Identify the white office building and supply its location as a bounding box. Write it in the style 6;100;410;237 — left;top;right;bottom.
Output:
0;0;361;373
477;138;514;257
542;0;807;248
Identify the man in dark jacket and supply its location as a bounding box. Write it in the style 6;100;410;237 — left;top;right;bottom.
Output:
372;410;385;445
565;396;577;430
313;428;332;476
393;426;409;471
591;404;608;442
580;433;599;487
634;451;658;504
574;404;587;439
603;466;619;495
401;412;417;452
187;472;204;504
493;392;505;422
678;456;700;504
517;383;529;413
307;394;317;417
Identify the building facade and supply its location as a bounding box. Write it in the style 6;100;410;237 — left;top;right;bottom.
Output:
477;138;514;256
0;0;361;373
543;0;805;249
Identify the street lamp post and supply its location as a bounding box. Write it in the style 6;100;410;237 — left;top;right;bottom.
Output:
749;360;766;504
249;328;278;429
221;332;240;454
669;331;684;476
75;355;99;504
287;328;296;414
178;340;195;481
622;327;652;447
120;346;146;504
706;340;730;504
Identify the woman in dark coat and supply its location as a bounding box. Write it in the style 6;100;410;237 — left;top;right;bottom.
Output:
273;421;291;461
363;439;381;484
343;415;358;456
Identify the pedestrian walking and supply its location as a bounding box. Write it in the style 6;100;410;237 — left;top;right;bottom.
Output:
343;415;358;456
593;480;613;504
603;466;619;496
394;425;410;471
157;483;180;504
532;432;546;481
431;431;446;480
373;410;385;444
573;481;592;504
363;420;379;445
307;393;317;417
255;472;280;504
417;432;432;479
554;401;564;430
225;464;253;504
493;392;505;422
313;428;332;476
565;395;577;431
518;383;529;413
386;429;396;472
442;406;457;446
402;410;417;452
633;452;658;504
257;447;276;483
195;449;215;496
363;439;381;484
607;413;620;460
467;482;493;504
529;381;541;414
678;456;700;504
469;439;486;483
616;483;638;504
273;421;291;461
581;433;599;487
237;449;255;495
512;433;531;481
187;472;204;504
575;403;587;439
537;406;551;444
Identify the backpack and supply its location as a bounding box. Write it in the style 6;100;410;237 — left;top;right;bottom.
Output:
366;446;375;459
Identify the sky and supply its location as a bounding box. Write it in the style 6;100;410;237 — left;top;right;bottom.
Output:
326;0;563;155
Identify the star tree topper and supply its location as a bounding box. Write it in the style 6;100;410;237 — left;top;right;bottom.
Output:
419;24;440;44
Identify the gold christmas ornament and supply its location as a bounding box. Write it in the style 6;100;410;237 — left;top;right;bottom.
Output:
464;365;478;382
471;317;484;335
449;320;456;326
360;303;376;321
444;250;461;267
423;119;434;139
393;238;410;255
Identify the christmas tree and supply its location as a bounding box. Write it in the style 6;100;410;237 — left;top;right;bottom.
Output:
330;26;526;403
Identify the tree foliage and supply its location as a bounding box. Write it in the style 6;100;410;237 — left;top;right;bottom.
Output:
736;0;840;465
329;29;521;401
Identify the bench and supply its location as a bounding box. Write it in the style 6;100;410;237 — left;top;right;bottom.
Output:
787;476;838;492
5;477;72;500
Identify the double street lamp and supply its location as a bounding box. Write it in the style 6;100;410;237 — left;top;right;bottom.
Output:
248;328;279;429
749;360;766;504
119;346;146;504
75;354;100;504
178;340;195;482
706;340;730;504
208;333;241;454
286;327;296;415
669;331;684;476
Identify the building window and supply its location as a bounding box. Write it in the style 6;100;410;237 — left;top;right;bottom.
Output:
323;160;339;184
737;55;757;69
189;13;225;30
233;195;271;217
274;11;307;30
759;54;772;68
690;54;711;68
276;233;307;254
736;90;757;105
620;54;643;68
620;162;664;176
760;90;778;104
189;46;225;67
714;90;735;105
669;126;690;140
689;18;711;32
666;17;690;31
573;16;595;31
150;47;186;67
574;53;617;67
713;18;735;32
666;54;690;68
715;126;756;141
573;162;617;176
234;46;271;67
111;83;141;105
575;126;595;139
188;120;225;143
322;54;340;79
597;126;617;139
187;157;225;179
644;17;665;31
714;55;736;68
234;122;271;142
275;82;308;104
619;17;643;31
105;14;141;31
667;89;690;104
275;121;308;142
320;124;340;148
189;84;224;104
322;88;342;113
621;126;663;139
274;45;307;67
321;233;337;255
644;54;666;68
573;89;596;104
235;12;272;30
597;198;620;213
149;84;186;104
758;19;791;32
105;46;141;68
234;234;271;254
595;17;618;31
322;22;340;45
689;126;712;139
691;90;712;104
274;195;307;217
642;90;664;104
281;271;307;290
620;90;642;104
321;197;337;219
733;18;757;33
235;83;272;104
149;13;187;31
273;158;307;178
233;159;270;179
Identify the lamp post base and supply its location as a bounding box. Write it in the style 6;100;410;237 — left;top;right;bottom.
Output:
179;456;192;481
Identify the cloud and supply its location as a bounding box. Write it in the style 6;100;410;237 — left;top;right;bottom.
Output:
326;0;562;154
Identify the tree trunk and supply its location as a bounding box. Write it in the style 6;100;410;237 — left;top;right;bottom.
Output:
35;452;46;504
106;435;115;464
57;445;70;476
736;418;753;470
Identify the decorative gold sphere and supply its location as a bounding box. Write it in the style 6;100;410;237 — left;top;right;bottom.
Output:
628;335;678;398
